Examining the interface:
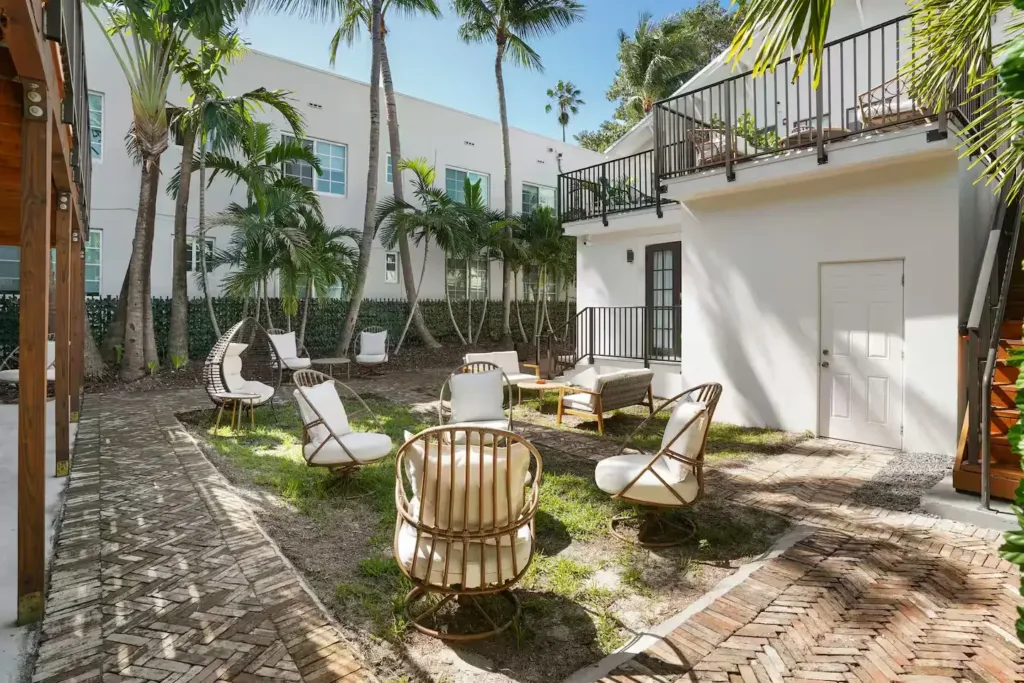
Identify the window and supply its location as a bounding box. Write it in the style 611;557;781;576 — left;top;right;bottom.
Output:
186;236;215;273
445;167;489;206
846;106;863;133
0;247;19;292
446;254;489;301
1;230;100;294
386;153;393;184
384;251;399;284
523;267;556;301
522;183;556;215
84;231;101;294
88;92;103;161
283;135;347;196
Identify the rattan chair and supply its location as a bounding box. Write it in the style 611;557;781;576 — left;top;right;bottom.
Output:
266;328;312;385
291;369;392;474
203;318;278;409
595;383;722;548
394;425;542;640
438;361;514;435
0;333;56;384
354;326;390;372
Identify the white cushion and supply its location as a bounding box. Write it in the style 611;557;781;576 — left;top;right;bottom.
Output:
465;351;520;377
240;380;274;405
0;367;56;384
660;401;708;481
269;332;299;361
445;419;510;444
594;453;699;506
402;434;531;533
356;353;387;364
299;382;351;439
562;392;595;412
304;432;392;465
864;96;918;118
450;369;505;423
46;341;55;369
505;372;539;385
361;331;388;356
397;521;532;589
226;342;248;357
282;357;311;370
294;388;329;445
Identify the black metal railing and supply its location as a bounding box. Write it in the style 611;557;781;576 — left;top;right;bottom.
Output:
653;14;953;181
539;306;683;374
45;0;92;229
557;150;672;225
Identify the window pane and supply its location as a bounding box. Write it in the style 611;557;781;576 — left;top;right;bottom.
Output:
539;186;556;209
522;184;538;214
88;92;103;160
386;154;393;183
446;168;466;204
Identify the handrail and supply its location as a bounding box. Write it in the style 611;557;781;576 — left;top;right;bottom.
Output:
966;226;1003;332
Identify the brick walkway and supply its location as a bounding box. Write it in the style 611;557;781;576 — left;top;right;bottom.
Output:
32;390;373;683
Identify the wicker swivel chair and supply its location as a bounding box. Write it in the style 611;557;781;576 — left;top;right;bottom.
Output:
394;425;542;640
266;328;312;385
438;361;514;436
595;383;722;548
203;318;278;410
291;369;392;475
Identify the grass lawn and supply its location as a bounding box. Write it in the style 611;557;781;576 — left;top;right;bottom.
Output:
180;393;794;683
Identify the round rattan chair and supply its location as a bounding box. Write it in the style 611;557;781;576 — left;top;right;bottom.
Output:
595;383;723;548
353;326;390;372
438;361;514;432
203;318;278;410
394;425;542;640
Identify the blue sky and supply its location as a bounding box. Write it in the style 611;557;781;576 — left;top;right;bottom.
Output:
237;0;702;143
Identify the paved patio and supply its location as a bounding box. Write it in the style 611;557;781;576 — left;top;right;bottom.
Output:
28;371;1024;682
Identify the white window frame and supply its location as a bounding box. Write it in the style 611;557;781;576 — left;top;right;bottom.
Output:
384;251;399;284
522;182;556;215
445;166;490;207
386;153;393;184
88;91;104;162
84;230;102;294
445;253;489;301
283;135;348;197
186;236;216;273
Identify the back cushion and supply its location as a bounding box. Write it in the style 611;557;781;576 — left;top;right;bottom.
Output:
402;433;531;534
450;369;505;423
46;341;55;368
270;332;298;360
294;388;329;445
300;382;351;437
659;401;708;482
362;331;388;356
465;351;520;376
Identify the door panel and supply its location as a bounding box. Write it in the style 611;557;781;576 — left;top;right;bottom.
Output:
646;242;681;358
819;261;904;448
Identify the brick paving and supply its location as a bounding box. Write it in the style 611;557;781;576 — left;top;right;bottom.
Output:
29;369;1024;683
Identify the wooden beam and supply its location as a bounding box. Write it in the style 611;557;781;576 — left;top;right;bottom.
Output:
17;78;52;626
69;238;83;421
54;191;71;476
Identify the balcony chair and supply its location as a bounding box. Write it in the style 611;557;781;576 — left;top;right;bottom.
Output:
394;424;542;640
463;350;540;396
687;128;737;167
292;369;392;475
203;318;277;411
0;335;56;385
438;362;514;441
595;383;722;548
266;328;312;385
556;366;654;436
858;78;931;129
354;326;390;372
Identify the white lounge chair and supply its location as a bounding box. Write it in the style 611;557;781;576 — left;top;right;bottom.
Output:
0;339;56;384
267;329;312;384
292;369;392;473
355;326;390;370
464;350;540;387
594;383;722;547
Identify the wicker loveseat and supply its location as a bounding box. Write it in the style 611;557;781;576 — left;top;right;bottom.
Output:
556;367;654;435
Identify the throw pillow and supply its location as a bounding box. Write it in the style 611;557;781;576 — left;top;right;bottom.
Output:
450;369;505;423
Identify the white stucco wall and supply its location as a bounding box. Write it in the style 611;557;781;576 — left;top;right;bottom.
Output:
676;154;961;455
84;18;602;300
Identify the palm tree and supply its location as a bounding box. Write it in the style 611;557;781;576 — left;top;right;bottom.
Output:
169;33;305;358
87;0;241;379
545;79;584;141
455;179;510;343
452;0;584;345
328;0;443;350
609;12;696;118
376;158;469;352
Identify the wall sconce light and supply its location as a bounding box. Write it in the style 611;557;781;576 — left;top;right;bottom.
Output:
626;249;634;263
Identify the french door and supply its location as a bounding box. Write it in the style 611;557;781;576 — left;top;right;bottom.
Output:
645;242;682;358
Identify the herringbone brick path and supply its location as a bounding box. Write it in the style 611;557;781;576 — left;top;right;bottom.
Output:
32;391;373;683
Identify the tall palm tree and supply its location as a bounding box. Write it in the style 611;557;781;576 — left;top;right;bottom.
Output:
454;178;510;343
452;0;584;345
328;0;443;350
609;11;695;118
545;79;584;141
169;33;305;357
87;0;241;379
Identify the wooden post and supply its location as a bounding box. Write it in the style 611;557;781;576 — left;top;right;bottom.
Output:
18;79;53;625
55;192;71;477
69;240;83;421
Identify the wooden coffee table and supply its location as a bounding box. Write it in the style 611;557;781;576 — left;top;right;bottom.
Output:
313;357;351;379
516;379;566;404
213;392;259;431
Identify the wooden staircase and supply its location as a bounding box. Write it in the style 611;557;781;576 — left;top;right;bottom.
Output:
954;278;1024;500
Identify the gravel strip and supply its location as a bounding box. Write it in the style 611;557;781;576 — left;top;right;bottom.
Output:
850;451;954;512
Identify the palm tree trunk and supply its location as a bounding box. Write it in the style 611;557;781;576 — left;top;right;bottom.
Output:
381;39;439;349
495;43;514;346
474;289;489;343
467;278;474;344
514;271;528;343
197;120;220;338
120;153;159;380
264;280;274;329
445;284;467;345
142;163;159;368
533;278;542;345
83;307;104;377
337;0;383;355
169;126;195;361
101;269;129;361
298;285;311;350
394;241;431;354
562;125;566;142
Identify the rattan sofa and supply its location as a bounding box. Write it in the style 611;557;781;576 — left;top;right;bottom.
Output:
556;367;654;435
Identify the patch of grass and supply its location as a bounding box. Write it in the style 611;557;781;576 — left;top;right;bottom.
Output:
537;470;619;541
616;548;652;596
595;611;629;654
523;555;593;597
336;554;413;640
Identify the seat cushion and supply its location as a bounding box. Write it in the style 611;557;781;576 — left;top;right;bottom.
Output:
562;392;595;412
269;332;298;361
0;367;56;384
450;369;505;423
240;381;274;405
356;353;387;364
594;453;699;506
361;331;388;356
505;372;539;385
397;521;532;589
465;351;521;377
304;432;392;465
297;382;351;439
445;419;510;444
283;357;312;370
660;401;708;481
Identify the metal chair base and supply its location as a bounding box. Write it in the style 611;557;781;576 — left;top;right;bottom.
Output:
610;509;696;548
404;587;520;641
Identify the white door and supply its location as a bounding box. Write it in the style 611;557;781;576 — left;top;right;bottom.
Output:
819;261;904;448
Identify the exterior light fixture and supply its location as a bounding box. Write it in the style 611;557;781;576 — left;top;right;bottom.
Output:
626;249;634;263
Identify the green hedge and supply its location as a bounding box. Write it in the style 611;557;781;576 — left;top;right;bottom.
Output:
0;295;575;361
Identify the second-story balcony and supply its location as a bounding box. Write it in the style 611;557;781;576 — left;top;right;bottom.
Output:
556;149;673;226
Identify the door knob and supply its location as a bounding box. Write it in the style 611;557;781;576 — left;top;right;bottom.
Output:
821;361;829;368
822;349;829;356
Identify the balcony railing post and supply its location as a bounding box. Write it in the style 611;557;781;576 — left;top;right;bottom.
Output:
928;85;949;142
587;308;595;364
724;87;735;182
653;105;664;218
643;307;651;369
599;174;609;227
816;70;828;165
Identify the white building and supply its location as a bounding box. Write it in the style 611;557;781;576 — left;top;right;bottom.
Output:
0;19;603;301
558;0;1012;475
